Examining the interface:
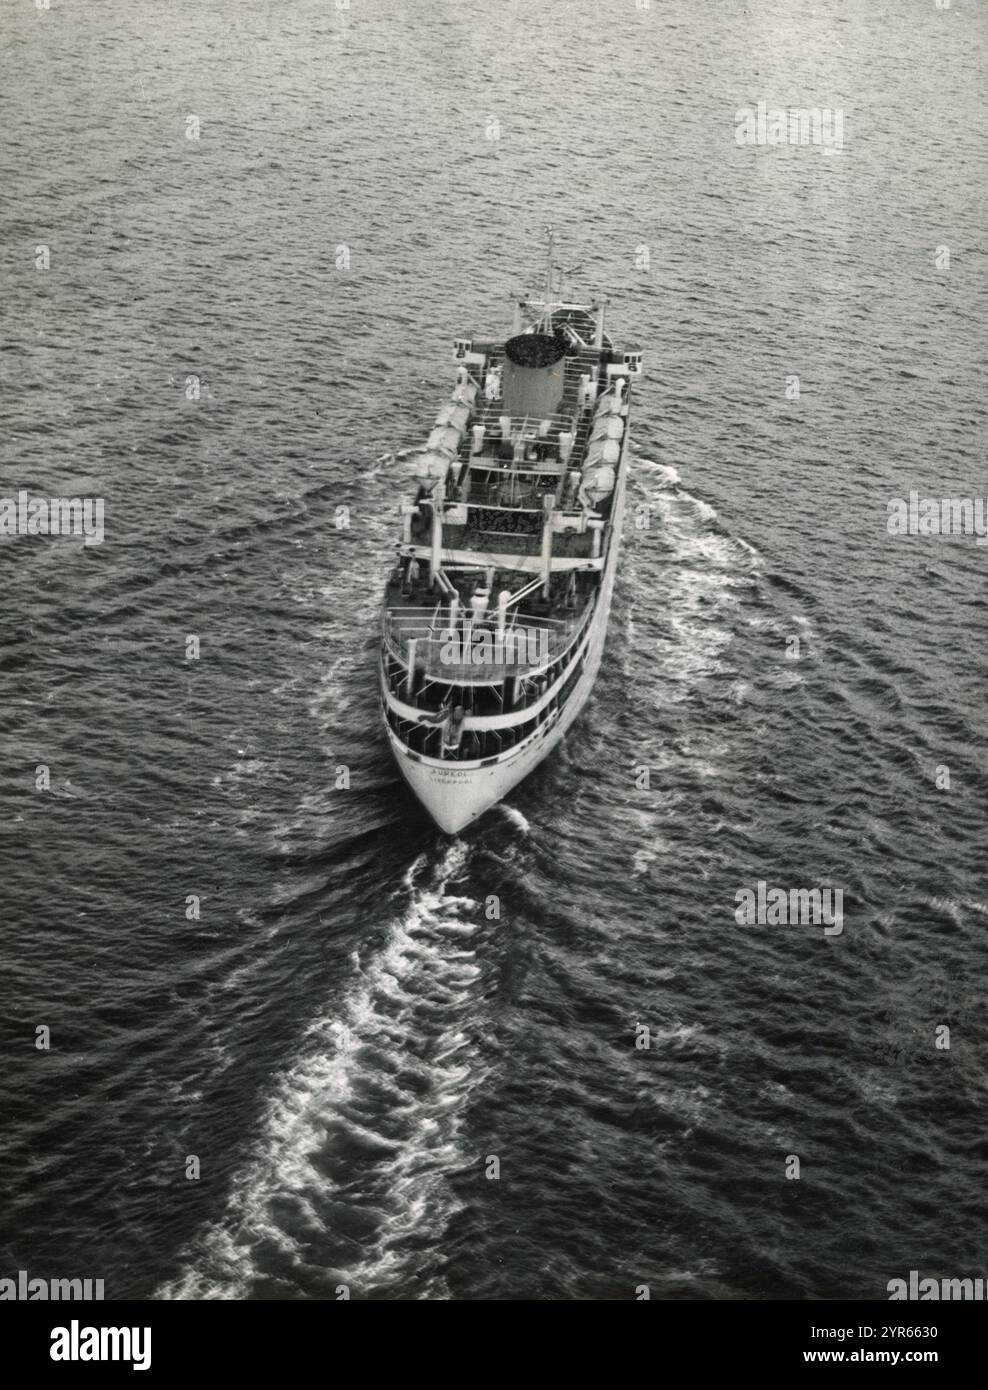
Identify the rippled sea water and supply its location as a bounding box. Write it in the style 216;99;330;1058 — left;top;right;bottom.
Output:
2;0;987;1300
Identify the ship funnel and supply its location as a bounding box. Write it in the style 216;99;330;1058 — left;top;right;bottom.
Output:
502;332;567;419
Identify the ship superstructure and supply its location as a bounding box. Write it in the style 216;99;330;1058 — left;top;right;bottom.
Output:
379;232;643;832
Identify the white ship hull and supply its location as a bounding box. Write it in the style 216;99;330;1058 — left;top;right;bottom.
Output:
385;442;628;833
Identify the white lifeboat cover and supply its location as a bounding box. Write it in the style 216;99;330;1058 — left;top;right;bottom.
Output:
583;463;616;497
413;451;450;480
427;425;462;455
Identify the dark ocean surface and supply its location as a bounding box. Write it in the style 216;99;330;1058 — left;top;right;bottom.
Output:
2;0;987;1299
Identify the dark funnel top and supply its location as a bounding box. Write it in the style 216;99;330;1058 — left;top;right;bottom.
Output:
504;333;567;368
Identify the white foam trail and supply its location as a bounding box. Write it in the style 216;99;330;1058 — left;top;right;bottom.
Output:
159;841;486;1300
690;497;717;523
498;805;530;835
403;852;429;891
633;459;761;575
636;458;681;486
629;462;765;699
632;848;656;876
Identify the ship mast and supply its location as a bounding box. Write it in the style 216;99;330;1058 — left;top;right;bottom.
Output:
542;225;555;333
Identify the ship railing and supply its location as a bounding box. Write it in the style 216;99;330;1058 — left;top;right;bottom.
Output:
383;602;594;681
458;487;547;513
460;407;578;446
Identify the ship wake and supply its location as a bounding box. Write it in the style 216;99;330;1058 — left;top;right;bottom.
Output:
629;459;762;701
159;842;488;1300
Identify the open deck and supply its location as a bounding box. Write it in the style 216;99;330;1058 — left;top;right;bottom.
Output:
382;602;593;683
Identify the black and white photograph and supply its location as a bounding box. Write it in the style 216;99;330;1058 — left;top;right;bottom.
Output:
2;0;986;1354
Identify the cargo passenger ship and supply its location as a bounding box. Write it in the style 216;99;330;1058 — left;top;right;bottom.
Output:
379;232;642;832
